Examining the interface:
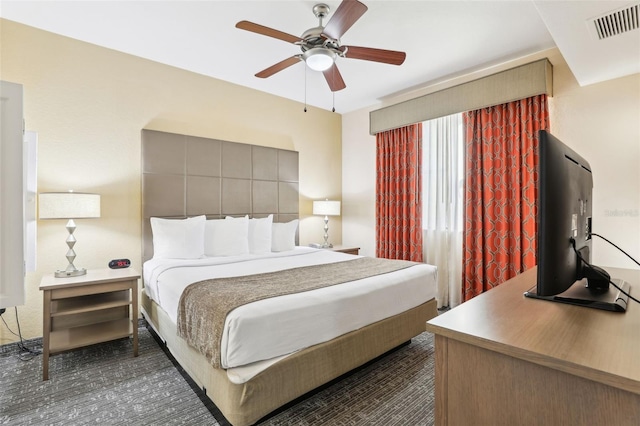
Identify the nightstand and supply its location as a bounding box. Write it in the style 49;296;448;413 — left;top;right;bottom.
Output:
39;268;140;380
329;246;360;255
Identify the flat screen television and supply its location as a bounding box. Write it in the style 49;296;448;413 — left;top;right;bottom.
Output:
524;130;630;312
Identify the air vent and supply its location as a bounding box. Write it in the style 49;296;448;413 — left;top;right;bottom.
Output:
589;3;639;40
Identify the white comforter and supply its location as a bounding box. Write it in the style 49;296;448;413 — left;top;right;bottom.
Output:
143;247;437;382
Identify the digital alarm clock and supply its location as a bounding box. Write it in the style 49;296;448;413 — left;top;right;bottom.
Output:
108;258;131;269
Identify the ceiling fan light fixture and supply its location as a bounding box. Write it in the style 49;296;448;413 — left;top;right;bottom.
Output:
303;48;336;71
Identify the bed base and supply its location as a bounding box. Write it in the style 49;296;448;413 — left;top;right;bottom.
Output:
141;291;437;426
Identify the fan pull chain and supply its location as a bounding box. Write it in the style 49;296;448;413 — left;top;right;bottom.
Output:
332;92;335;113
304;65;307;113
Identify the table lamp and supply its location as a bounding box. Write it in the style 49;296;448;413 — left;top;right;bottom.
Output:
39;191;100;277
313;199;340;248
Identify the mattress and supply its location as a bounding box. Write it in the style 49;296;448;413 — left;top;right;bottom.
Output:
143;247;437;382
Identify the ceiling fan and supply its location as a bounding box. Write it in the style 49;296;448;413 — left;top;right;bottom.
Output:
235;0;406;92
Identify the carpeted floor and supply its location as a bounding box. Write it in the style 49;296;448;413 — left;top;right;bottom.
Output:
0;324;435;425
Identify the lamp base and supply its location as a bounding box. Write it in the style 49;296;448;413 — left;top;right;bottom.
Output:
54;268;87;278
320;242;333;248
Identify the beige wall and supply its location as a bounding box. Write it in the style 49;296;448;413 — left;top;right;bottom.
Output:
2;19;638;343
342;48;640;269
0;19;342;342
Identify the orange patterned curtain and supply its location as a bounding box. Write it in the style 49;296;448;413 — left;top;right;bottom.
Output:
375;124;423;261
462;95;549;302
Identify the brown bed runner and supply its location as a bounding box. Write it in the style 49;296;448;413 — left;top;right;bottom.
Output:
177;256;418;368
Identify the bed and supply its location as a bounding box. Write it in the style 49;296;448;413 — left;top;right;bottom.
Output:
140;130;438;425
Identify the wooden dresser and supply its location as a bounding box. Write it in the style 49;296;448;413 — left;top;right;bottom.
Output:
426;266;640;425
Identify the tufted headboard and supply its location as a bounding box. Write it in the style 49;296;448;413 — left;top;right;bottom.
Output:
141;129;299;262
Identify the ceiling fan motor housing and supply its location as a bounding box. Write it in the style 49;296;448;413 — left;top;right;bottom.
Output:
300;26;341;54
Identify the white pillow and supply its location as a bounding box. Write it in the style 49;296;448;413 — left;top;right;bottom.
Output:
249;214;273;254
150;215;205;259
204;216;249;256
271;219;299;252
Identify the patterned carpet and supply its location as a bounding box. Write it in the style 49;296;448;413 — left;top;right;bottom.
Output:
0;325;435;425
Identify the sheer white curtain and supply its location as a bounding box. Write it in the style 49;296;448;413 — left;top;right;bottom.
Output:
422;114;464;309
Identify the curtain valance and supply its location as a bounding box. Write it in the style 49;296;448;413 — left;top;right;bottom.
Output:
369;58;552;135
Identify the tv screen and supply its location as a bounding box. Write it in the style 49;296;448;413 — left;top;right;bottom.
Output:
525;130;630;312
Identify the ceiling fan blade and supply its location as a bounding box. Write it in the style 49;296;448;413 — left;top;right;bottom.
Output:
255;56;302;78
341;45;406;65
322;0;368;40
236;20;302;44
323;64;346;92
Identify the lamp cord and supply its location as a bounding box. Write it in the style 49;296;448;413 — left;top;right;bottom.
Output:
0;307;41;361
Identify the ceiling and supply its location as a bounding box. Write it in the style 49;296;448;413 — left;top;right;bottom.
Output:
1;1;638;113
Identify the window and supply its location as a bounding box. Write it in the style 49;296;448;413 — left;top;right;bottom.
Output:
421;113;464;308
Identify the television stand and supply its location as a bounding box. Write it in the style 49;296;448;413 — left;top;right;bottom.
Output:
524;277;630;312
426;267;640;425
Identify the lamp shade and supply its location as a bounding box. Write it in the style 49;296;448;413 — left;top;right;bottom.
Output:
303;48;336;72
39;192;101;219
313;200;341;216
